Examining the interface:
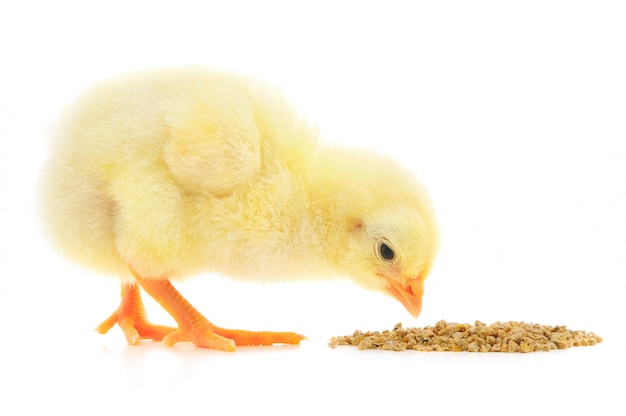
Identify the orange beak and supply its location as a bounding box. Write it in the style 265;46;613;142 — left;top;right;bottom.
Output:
386;277;424;318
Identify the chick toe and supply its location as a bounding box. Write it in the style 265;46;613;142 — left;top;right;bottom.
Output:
95;284;176;345
161;328;236;351
212;327;306;346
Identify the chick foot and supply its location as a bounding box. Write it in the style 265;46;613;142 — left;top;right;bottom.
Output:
95;283;176;345
137;276;306;351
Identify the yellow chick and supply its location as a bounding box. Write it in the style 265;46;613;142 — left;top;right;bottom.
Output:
40;67;439;351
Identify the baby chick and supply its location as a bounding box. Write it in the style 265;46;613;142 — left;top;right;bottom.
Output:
40;67;439;351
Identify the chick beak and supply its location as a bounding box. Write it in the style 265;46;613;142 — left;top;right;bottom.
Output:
386;277;424;318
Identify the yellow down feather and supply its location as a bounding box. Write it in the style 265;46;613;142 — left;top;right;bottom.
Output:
40;67;439;302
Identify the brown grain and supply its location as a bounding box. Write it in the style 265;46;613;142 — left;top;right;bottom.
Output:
328;320;602;352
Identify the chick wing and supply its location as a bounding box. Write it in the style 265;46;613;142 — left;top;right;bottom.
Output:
164;79;262;197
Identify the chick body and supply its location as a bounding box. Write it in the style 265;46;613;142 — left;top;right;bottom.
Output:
41;68;438;348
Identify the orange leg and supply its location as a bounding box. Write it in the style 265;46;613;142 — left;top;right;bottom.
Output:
95;283;176;345
136;275;306;351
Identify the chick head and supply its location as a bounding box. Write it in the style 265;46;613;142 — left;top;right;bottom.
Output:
333;151;439;318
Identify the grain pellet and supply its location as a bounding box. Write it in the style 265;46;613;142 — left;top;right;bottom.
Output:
328;320;602;353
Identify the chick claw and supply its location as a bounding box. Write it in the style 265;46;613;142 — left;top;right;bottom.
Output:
95;284;176;345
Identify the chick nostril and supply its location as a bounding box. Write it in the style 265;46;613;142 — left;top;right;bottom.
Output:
408;277;424;297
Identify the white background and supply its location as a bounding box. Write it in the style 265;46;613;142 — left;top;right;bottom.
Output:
1;1;625;415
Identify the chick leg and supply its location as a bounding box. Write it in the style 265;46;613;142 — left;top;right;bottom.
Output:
136;276;306;351
95;284;176;345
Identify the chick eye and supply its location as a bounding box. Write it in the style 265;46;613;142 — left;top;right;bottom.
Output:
379;243;395;260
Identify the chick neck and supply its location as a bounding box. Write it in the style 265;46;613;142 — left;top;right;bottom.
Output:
300;147;366;272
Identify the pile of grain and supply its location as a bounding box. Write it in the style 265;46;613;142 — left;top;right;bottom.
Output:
328;320;602;352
